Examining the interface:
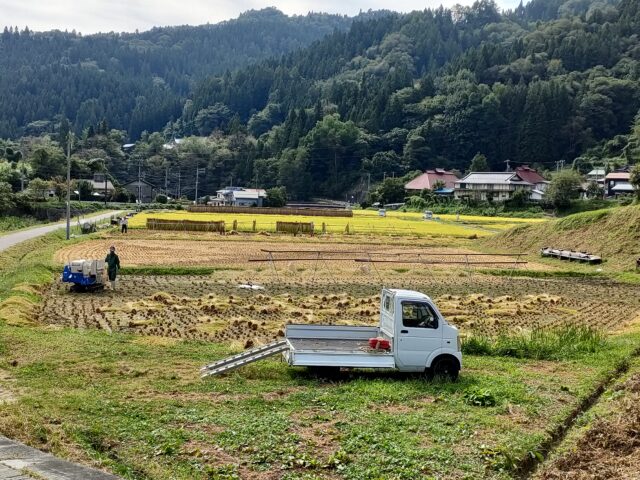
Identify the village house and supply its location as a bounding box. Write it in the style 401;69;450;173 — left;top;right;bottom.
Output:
122;179;157;203
404;168;459;196
211;187;267;207
75;173;115;198
585;168;606;185
513;165;549;201
605;168;634;197
454;172;534;201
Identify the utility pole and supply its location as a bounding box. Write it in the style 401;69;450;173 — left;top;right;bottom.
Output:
177;171;181;199
194;167;206;204
137;158;143;203
66;134;72;240
367;173;371;192
164;165;169;195
104;172;107;208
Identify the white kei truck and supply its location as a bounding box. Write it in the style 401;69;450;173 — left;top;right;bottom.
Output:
201;288;462;380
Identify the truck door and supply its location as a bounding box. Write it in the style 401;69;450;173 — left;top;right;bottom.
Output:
395;301;442;371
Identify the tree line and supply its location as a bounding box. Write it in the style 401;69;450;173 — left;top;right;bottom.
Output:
1;0;639;202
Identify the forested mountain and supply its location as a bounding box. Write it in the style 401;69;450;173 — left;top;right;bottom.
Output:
157;0;639;199
1;0;640;202
0;8;365;139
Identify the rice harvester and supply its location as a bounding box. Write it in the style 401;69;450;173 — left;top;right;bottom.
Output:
62;259;106;292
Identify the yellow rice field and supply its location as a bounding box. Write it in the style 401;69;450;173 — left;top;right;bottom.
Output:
129;209;545;238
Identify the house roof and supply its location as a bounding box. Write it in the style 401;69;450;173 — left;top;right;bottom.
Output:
456;172;532;185
587;168;605;176
405;169;459;190
233;190;265;200
80;179;115;191
122;179;157;188
605;172;631;180
515;166;547;185
611;183;634;192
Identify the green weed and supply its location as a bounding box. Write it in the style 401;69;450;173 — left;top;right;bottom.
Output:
462;326;607;360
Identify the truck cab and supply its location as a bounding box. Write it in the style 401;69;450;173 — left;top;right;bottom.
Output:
380;288;461;377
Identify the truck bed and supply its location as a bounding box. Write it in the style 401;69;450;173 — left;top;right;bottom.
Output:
284;324;395;369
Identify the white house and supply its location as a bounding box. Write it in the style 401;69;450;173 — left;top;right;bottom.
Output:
212;187;267;207
586;168;606;185
454;172;534;201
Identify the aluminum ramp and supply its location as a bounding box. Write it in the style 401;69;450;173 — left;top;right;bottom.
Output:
201;340;288;377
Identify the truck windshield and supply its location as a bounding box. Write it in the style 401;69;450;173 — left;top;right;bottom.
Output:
401;301;438;329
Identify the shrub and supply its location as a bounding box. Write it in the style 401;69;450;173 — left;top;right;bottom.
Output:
155;194;168;204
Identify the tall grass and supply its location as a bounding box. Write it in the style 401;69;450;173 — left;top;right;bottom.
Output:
462;326;606;360
0;216;44;233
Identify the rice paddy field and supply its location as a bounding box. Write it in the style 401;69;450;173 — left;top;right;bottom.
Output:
1;212;639;480
128;209;546;237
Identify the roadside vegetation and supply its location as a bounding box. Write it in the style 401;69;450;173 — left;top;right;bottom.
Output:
0;215;45;234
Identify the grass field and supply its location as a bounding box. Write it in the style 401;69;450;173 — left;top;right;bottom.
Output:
1;219;640;479
128;209;545;238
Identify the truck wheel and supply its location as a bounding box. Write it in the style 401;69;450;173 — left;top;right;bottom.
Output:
427;358;459;381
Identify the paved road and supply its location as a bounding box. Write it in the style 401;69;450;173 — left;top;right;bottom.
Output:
0;211;122;253
0;436;120;479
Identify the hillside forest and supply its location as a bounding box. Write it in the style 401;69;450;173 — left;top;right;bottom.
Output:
1;0;640;202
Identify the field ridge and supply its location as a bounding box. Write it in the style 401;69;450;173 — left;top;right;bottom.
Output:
488;204;640;272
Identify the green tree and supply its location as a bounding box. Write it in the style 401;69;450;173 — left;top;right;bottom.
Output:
194;103;232;136
301;114;367;197
265;186;287;207
431;180;446;191
546;169;582;209
629;164;640;199
469;153;489;172
372;178;405;205
585;181;604;199
155;193;168;204
0;181;15;212
77;180;94;200
507;188;530;208
27;178;51;200
50;176;68;201
29;144;66;179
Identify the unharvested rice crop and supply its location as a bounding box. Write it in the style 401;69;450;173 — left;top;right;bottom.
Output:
128;210;543;237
